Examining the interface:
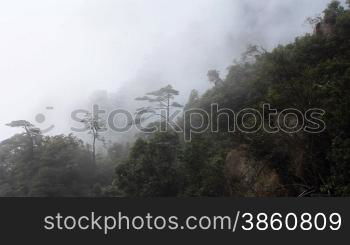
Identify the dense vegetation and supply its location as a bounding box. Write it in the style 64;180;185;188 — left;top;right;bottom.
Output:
0;1;349;197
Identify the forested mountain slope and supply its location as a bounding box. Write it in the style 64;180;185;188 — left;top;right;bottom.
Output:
114;1;350;197
1;1;349;197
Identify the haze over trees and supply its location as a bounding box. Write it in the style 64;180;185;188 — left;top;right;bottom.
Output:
134;85;183;128
0;1;350;197
80;110;106;165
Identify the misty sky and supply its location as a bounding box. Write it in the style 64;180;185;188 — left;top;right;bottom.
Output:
0;0;337;140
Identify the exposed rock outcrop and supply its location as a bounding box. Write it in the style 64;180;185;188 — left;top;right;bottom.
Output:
224;145;286;197
315;22;335;36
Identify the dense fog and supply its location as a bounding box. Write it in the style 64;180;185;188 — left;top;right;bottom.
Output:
0;0;334;140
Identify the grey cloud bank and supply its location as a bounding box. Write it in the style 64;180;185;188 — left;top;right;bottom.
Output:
0;0;334;140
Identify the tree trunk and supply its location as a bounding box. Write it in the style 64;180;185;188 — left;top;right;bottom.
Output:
92;134;96;165
167;94;170;126
24;126;34;159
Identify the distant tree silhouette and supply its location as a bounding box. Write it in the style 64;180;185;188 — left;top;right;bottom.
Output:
134;85;183;128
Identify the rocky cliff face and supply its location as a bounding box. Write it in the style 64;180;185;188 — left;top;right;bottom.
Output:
315;22;335;36
224;145;286;197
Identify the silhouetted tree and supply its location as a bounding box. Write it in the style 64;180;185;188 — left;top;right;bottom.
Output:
6;120;41;158
134;85;183;128
81;112;106;165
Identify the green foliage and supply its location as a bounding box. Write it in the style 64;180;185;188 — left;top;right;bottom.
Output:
178;135;228;196
324;1;344;24
104;1;350;197
1;1;350;197
114;132;181;196
178;1;350;196
0;134;118;196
